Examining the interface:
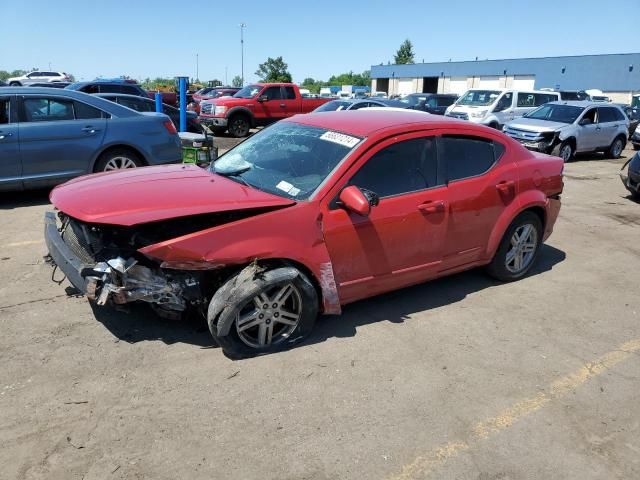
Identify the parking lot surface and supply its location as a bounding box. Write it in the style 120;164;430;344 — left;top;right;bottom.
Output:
1;147;639;480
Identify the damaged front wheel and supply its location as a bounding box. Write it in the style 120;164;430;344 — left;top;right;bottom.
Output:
207;266;318;358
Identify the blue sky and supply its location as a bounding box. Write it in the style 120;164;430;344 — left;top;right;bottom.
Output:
1;0;638;84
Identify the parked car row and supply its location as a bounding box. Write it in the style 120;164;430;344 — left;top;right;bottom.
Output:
0;87;181;191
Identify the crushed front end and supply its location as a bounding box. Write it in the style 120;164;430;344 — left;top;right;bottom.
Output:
44;211;202;318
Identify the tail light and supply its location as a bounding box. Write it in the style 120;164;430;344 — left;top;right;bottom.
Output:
163;120;177;135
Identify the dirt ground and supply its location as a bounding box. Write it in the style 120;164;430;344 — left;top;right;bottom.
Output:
1;145;639;480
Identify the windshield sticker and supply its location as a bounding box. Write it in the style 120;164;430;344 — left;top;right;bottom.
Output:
320;131;360;148
276;180;294;194
289;187;301;197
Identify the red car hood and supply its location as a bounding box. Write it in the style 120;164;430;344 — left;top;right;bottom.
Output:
50;164;295;226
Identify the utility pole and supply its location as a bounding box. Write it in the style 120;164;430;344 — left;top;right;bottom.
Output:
196;53;199;81
225;66;228;86
240;23;246;86
48;62;51;70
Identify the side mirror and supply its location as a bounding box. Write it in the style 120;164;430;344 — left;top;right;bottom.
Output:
579;118;592;126
257;95;269;102
339;185;373;216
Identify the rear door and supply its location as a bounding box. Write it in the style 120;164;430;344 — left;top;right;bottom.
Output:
597;107;623;147
280;86;300;116
437;133;515;270
18;95;107;189
0;95;22;191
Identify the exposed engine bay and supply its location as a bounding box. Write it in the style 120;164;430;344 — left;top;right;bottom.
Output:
51;209;277;318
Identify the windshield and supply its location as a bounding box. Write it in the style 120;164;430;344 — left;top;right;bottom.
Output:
314;100;352;112
213;122;362;200
524;104;584;124
399;95;425;106
457;90;500;106
233;84;262;98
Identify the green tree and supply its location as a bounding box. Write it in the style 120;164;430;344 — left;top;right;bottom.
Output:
231;75;243;87
255;56;292;83
394;39;415;64
301;77;322;94
327;70;370;87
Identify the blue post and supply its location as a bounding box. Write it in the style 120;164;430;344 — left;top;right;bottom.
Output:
155;92;163;113
179;77;187;133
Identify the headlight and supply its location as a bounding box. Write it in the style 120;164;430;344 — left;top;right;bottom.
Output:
214;106;227;115
470;110;487;118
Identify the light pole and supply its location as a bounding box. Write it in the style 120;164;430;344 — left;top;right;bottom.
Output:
196;53;199;81
240;22;246;86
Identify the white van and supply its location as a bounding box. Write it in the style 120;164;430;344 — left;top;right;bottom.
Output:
445;88;560;128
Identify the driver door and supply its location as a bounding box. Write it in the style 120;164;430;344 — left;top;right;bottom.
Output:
493;92;514;124
576;108;600;151
256;86;287;122
321;132;449;304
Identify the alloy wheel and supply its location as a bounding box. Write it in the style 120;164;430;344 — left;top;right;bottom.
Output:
560;144;572;162
103;156;138;171
612;139;623;157
505;224;538;274
235;282;302;348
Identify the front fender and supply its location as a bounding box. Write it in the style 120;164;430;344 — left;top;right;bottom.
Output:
225;106;255;126
485;190;548;260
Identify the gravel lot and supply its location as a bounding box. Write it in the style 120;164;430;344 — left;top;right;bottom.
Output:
1;144;639;480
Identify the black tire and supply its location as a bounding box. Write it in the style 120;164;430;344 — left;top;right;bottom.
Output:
9;82;20;87
607;135;626;159
94;148;144;172
227;114;251;138
208;267;318;359
551;140;574;163
486;211;543;282
488;122;500;130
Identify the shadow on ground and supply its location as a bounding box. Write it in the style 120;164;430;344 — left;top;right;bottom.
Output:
0;189;51;209
87;245;566;352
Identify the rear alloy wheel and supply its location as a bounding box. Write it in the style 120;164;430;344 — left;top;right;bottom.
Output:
228;115;250;138
208;267;318;358
552;141;574;163
608;136;625;159
94;149;143;172
486;211;542;281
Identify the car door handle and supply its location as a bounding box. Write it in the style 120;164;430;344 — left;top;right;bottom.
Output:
595;126;601;131
81;126;99;134
417;200;445;214
496;180;515;195
279;103;286;108
0;132;13;139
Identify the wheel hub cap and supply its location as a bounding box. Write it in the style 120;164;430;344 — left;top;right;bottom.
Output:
104;156;137;171
505;223;538;274
235;283;302;348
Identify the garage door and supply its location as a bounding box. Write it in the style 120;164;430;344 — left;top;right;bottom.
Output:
448;77;468;95
398;79;414;95
478;76;501;89
512;75;535;90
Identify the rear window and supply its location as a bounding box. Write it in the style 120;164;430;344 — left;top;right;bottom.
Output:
74;101;105;119
440;135;499;182
315;101;351;112
598;107;623;123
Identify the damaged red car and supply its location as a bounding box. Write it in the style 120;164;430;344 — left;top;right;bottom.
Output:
45;110;563;358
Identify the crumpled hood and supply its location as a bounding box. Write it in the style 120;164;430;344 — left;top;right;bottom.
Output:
505;118;571;133
50;164;295;226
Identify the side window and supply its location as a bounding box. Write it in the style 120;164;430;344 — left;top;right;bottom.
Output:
83;84;99;94
533;93;556;106
440;135;498;182
614;108;626;121
350;102;370;110
598;107;617;123
517;93;535;107
437;96;455;107
494;93;513;112
74;101;104;119
23;97;74;122
122;85;142;95
426;97;438;108
284;87;296;100
349;137;439;198
117;97;145;112
0;98;10;124
263;87;282;101
582;108;597;124
27;72;40;78
99;84;122;94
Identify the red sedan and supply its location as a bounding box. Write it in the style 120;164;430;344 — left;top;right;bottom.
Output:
45;110;563;358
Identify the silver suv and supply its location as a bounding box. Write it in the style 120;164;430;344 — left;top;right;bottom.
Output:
503;101;629;162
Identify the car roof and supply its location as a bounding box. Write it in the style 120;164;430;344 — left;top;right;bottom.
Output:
547;100;622;108
286;109;481;137
95;92;151;101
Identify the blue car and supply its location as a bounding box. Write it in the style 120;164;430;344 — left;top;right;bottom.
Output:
0;87;181;191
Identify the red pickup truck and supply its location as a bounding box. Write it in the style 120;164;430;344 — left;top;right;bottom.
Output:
198;83;331;137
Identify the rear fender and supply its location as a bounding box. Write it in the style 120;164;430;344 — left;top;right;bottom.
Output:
485;190;548;260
